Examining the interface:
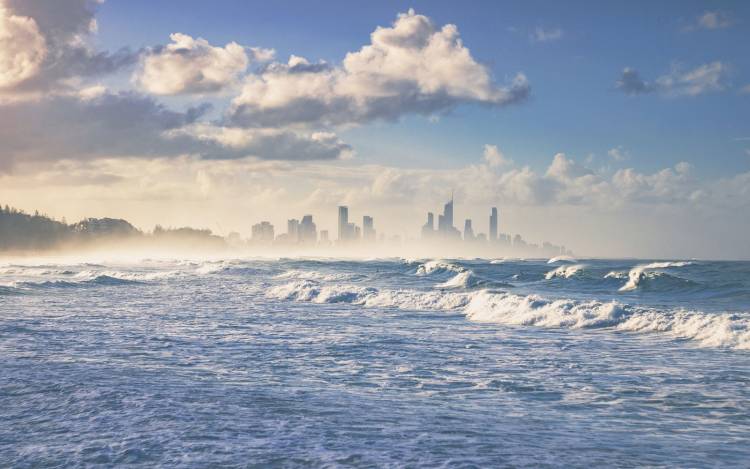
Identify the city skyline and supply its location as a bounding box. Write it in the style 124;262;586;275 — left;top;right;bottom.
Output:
247;196;568;257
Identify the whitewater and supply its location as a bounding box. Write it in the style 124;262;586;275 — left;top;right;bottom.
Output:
1;257;749;466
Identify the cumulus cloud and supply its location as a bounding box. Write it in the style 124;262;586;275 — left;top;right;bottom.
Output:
135;33;250;95
228;9;530;127
0;0;137;97
616;62;727;97
483;144;512;167
530;27;563;42
0;4;47;88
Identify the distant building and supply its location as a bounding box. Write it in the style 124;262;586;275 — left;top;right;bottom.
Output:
421;212;435;239
320;230;329;242
436;194;461;240
513;234;526;248
362;216;375;241
338;206;348;241
251;221;274;242
489;207;498;241
287;219;299;243
299;215;317;243
463;219;474;241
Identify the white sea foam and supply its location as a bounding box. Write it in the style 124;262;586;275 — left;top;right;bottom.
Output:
415;260;465;276
274;269;359;282
464;291;625;329
268;278;749;349
544;264;585;280
266;280;471;310
547;255;577;264
619;261;693;291
463;289;749;349
437;271;482;289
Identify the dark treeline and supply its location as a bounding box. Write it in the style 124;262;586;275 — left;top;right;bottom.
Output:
0;205;225;252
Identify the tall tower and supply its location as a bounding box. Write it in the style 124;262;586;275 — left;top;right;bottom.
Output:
338;206;348;241
362;216;375;241
442;193;454;233
489;207;498;241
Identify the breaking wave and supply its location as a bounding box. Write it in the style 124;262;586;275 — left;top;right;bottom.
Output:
415;260;465;276
268;277;749;350
544;264;585;280
274;269;362;282
464;290;750;350
616;261;694;291
266;280;472;310
547;255;577;264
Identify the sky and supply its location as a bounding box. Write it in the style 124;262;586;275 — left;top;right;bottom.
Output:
0;0;749;258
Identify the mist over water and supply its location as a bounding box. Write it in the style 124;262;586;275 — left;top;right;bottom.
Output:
1;255;749;466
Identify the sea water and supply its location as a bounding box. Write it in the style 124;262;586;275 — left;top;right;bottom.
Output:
1;257;748;467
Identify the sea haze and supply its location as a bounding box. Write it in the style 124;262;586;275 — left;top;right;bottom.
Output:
1;257;749;466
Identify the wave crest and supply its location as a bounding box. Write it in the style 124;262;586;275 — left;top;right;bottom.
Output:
544;264;585;280
619;261;693;291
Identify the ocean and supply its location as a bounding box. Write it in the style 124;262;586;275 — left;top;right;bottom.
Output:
1;256;748;467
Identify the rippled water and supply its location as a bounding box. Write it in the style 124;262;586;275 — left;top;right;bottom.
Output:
1;257;749;467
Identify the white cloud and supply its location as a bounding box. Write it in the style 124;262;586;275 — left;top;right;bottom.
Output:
616;62;727;97
483;144;512;167
656;62;727;96
607;146;628;161
229;9;530;127
696;11;733;30
135;33;249;95
249;46;275;62
0;5;47;88
531;27;563;43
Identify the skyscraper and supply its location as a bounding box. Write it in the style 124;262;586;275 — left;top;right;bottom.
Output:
363;216;375;241
443;197;454;232
287;218;299;243
489;207;498;241
421;212;435;239
338;206;348;241
299;215;317;243
464;219;474;241
436;193;461;239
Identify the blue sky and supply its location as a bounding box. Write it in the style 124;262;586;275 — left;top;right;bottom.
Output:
91;0;750;174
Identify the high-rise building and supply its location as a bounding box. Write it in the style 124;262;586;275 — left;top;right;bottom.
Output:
439;196;454;233
489;207;498;241
251;221;274;242
421;212;435;239
299;215;317;243
320;230;329;242
464;219;474;241
362;216;375;241
287;219;299;243
436;194;461;239
338;206;348;241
